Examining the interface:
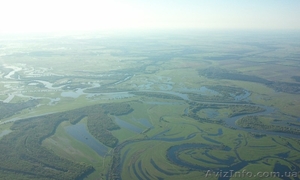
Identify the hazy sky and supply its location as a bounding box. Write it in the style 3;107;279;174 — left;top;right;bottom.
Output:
0;0;299;33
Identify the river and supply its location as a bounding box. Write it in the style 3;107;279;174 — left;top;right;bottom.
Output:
1;65;300;180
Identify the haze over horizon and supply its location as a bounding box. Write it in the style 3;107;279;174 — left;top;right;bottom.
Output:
0;0;300;34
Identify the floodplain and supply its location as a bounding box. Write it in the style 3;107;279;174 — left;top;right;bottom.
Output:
0;31;300;180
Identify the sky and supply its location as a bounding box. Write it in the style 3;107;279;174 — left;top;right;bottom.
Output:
0;0;300;33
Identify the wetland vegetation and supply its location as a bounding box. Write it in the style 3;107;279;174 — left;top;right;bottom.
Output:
0;31;300;180
236;116;300;135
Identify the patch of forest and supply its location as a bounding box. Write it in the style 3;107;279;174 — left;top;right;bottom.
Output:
236;116;300;135
0;102;133;179
185;102;224;124
269;81;300;94
188;85;250;102
208;85;245;95
227;105;264;117
67;103;133;147
199;67;270;84
186;102;265;124
108;139;142;180
292;76;300;82
199;68;300;94
0;113;94;180
0;99;39;119
85;103;133;148
87;112;119;147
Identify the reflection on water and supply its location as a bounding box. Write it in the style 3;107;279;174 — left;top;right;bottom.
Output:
208;128;223;136
178;86;220;96
61;89;85;98
3;93;15;103
273;163;300;180
65;123;108;157
35;80;65;90
114;117;143;133
3;65;22;79
133;118;153;128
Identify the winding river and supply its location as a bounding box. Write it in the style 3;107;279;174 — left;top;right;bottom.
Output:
2;76;299;140
106;97;299;179
1;67;300;180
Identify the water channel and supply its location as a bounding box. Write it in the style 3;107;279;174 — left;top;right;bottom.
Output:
65;123;108;157
1;66;300;179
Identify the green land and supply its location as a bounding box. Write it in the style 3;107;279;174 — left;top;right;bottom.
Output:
0;31;300;180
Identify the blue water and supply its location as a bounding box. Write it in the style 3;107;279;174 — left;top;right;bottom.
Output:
184;108;189;115
114;117;143;133
273;163;300;180
208;128;223;136
134;118;153;128
166;143;249;180
65;123;108;157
